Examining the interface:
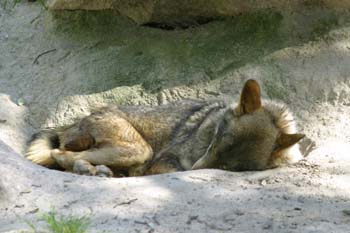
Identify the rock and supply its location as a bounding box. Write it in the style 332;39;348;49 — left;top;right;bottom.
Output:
47;0;350;25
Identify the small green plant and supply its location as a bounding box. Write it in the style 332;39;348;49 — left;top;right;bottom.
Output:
42;208;91;233
23;208;91;233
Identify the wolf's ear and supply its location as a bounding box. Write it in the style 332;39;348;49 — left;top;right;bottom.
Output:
239;79;262;114
275;133;305;150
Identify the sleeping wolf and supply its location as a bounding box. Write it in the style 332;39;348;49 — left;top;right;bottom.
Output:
26;79;305;177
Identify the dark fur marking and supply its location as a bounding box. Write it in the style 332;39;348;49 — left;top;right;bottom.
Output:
49;134;60;149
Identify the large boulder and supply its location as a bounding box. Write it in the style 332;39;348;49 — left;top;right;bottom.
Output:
47;0;350;24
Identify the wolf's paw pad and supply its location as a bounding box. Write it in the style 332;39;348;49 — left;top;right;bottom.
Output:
96;165;114;177
73;159;96;176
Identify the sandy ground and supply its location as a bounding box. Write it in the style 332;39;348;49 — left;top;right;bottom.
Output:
0;2;350;232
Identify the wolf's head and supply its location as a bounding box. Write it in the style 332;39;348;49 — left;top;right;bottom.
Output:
192;79;304;171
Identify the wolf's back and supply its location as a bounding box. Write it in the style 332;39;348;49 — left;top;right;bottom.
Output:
26;129;61;166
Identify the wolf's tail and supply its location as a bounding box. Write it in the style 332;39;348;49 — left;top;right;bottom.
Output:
26;129;61;167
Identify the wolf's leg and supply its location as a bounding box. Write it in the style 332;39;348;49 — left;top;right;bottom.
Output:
51;112;154;172
51;141;153;171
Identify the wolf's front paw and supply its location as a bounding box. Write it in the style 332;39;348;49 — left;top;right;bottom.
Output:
73;159;97;176
96;165;114;177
